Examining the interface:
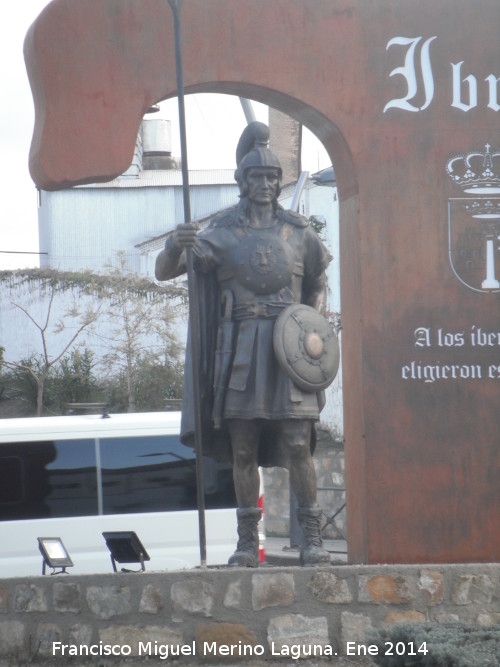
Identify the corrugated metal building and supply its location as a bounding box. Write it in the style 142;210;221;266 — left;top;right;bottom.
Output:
38;119;240;274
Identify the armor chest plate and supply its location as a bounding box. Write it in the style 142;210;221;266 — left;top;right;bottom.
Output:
231;229;294;294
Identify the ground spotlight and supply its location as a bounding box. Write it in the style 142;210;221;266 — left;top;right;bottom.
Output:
102;531;150;572
37;537;74;575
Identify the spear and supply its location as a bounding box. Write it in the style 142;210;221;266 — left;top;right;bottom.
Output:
168;0;207;568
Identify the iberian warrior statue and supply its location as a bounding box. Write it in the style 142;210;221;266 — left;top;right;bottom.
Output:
155;121;339;566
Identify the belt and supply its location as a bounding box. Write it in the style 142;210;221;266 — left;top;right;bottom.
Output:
232;302;290;321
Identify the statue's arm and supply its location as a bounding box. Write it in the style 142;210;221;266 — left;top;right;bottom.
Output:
303;271;328;314
302;226;331;314
155;222;199;281
155;235;186;281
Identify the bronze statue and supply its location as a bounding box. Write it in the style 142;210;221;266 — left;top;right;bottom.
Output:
155;122;337;566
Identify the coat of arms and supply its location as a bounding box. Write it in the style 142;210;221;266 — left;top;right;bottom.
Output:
446;144;500;293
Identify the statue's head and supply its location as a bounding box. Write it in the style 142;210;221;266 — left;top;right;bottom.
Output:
234;122;282;199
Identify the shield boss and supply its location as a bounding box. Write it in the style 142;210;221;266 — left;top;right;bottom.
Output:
273;304;339;392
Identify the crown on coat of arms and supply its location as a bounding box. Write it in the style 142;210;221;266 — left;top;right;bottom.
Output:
446;144;500;194
462;199;500;220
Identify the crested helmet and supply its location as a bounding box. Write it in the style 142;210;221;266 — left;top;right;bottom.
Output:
234;121;282;187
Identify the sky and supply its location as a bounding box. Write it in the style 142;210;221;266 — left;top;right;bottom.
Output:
0;0;330;271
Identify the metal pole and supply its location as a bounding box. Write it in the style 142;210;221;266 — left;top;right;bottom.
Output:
288;170;310;550
239;98;257;124
168;0;207;568
290;170;309;212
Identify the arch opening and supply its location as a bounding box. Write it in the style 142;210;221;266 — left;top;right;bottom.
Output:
153;83;361;551
159;81;358;202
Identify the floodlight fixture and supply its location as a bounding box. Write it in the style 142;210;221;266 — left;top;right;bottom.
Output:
102;531;150;573
37;537;74;575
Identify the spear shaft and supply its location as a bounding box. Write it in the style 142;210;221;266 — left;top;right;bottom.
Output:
168;0;207;568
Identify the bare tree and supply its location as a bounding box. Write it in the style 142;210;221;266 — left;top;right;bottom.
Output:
1;283;100;416
90;253;184;412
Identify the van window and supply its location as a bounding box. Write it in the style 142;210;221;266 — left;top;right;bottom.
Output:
0;439;97;520
0;434;236;521
46;439;98;517
100;435;197;514
99;435;236;513
0;455;24;504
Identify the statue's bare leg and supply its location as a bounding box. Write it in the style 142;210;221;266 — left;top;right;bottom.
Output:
226;419;261;567
226;419;260;507
279;420;318;507
279;420;331;566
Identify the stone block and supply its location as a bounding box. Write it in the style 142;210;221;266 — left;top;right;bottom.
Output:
53;582;82;613
451;573;496;606
477;612;500;626
470;574;496;604
359;574;411;604
171;578;215;617
86;584;131;619
262;468;290;537
340;611;373;645
223;579;243;609
331;472;344;486
267;614;329;656
452;575;474;605
13;584;47;612
100;625;184;657
418;570;444;605
308;571;352;603
384;611;426;624
0;589;6;613
36;622;62;657
139;583;163;614
435;613;460;623
252;572;294;611
195;623;257;660
0;620;25;656
68;623;93;646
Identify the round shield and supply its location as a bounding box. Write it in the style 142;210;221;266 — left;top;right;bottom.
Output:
273;304;339;392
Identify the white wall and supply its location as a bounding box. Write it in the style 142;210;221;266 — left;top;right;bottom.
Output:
0;274;187;375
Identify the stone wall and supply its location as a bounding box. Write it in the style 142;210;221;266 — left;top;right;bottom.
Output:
1;564;498;665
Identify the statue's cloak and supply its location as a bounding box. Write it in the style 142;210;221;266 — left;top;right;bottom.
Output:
180;268;235;464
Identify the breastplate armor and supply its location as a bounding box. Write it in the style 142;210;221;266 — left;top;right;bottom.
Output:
231;228;294;294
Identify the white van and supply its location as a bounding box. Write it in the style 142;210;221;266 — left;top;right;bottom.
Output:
0;412;237;577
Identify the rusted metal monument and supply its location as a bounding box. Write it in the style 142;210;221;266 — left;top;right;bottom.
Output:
25;0;499;564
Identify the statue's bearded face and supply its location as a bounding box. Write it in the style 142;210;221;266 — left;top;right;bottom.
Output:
246;167;280;204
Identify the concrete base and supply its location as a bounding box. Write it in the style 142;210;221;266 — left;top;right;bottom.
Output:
1;563;498;664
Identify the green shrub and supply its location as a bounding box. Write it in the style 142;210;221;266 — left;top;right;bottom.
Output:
49;349;102;411
370;623;500;667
